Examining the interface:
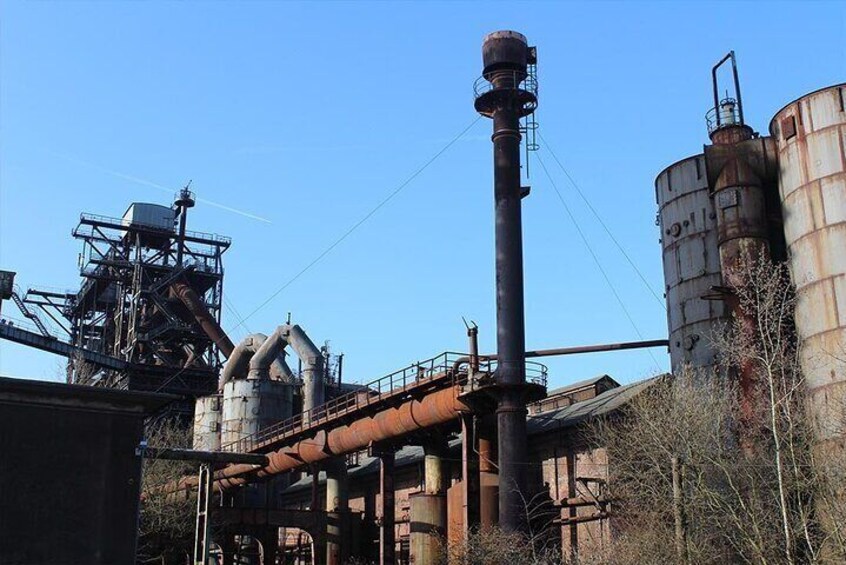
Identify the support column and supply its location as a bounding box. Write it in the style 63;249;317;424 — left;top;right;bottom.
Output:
326;458;349;565
479;420;499;530
378;448;396;565
260;528;278;565
410;441;448;565
461;413;480;539
310;464;320;511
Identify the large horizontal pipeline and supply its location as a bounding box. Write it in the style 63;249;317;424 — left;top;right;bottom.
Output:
177;384;470;492
143;447;268;466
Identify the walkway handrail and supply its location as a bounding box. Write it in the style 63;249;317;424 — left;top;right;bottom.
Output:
221;352;548;454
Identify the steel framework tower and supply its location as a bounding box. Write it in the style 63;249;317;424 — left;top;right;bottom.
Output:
19;188;232;402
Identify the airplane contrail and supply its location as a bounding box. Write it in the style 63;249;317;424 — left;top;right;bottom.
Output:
46;150;273;224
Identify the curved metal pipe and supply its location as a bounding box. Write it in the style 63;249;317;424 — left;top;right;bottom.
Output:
170;279;235;357
219;333;295;389
249;324;323;411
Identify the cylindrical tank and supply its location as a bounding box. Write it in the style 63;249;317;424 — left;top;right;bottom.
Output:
222;379;292;447
656;154;730;372
409;493;446;565
770;83;846;443
193;394;222;451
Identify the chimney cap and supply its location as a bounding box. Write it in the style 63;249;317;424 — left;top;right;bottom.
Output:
483;30;527;45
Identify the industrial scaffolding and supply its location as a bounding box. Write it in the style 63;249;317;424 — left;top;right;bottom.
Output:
19;189;231;402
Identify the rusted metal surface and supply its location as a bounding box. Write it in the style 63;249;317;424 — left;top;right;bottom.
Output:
171;278;235;358
378;448;396;565
222;378;292;447
703;65;780;421
222;352;546;455
770;83;846;442
475;29;538;534
193;393;222;451
179;384;472;492
478;428;499;529
143;446;269;465
409;493;447;565
325;458;349;565
656;155;729;372
461;413;481;538
220;333;294;387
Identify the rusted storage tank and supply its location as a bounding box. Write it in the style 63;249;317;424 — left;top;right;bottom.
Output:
193;393;222;451
770;83;846;442
409;493;447;564
656;154;730;372
222;379;292;446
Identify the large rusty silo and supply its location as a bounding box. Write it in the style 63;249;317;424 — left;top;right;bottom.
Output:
770;83;846;443
655;155;729;372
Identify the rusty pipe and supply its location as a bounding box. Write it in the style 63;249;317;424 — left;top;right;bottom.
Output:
250;324;323;411
170;279;234;357
219;333;294;388
176;384;470;492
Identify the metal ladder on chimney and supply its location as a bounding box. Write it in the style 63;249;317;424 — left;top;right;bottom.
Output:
10;287;51;337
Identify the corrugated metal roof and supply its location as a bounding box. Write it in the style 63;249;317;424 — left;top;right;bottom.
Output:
527;376;663;435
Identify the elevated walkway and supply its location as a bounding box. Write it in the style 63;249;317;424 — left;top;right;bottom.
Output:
221;352;547;460
0;317;127;371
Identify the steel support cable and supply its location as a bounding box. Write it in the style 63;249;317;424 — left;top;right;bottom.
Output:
223;297;250;340
537;131;666;310
228;116;484;333
536;153;662;372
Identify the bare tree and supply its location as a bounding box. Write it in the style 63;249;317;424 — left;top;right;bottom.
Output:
136;417;196;564
594;255;844;564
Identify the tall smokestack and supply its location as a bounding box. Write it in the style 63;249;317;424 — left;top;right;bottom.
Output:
474;30;538;533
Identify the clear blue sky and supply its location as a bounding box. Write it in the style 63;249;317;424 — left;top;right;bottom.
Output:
0;1;843;389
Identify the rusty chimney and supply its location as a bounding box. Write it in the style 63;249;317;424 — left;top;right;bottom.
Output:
474;30;538;534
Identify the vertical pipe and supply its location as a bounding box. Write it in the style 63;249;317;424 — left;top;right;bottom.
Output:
310;465;319;512
379;449;396;565
468;324;480;374
461;413;480;538
326;458;349;565
475;31;536;534
491;100;530;531
566;452;578;558
176;205;187;266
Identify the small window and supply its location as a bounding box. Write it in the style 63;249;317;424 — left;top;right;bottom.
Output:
782;115;797;140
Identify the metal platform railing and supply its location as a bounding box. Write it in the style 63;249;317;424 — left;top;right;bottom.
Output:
78;212;232;246
221;352;547;454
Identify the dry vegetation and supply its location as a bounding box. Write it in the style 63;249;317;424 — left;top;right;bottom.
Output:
445;256;846;564
136;417;196;564
593;256;846;565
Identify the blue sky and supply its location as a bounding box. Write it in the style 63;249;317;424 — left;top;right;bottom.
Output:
1;1;843;389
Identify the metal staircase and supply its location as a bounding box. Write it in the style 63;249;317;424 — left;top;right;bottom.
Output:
10;287;50;337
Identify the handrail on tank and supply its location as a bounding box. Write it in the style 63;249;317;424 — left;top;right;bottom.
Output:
710;51;744;130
